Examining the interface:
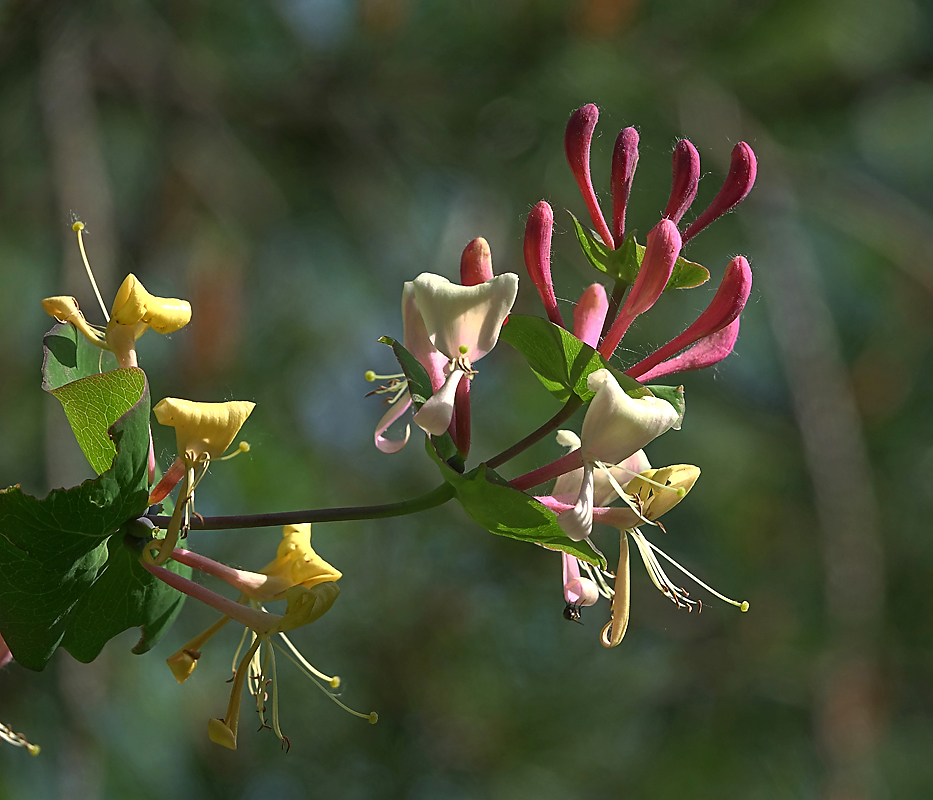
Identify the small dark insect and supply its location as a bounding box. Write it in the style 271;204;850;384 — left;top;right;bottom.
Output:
563;603;584;625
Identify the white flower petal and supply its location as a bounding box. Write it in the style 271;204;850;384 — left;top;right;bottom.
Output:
557;462;594;541
402;283;448;391
412;369;464;436
412;272;518;361
581;370;679;465
374;394;412;454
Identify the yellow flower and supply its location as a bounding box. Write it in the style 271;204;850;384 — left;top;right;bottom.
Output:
253;524;343;603
42;272;191;369
153;398;255;464
148;398;255;565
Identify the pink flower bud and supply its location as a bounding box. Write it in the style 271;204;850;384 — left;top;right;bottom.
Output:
634;317;740;382
626;256;751;380
599;220;682;358
664;139;700;225
611;126;639;244
565;104;614;249
460;237;494;286
449;372;472;460
573;283;609;348
523;201;564;328
683;142;757;243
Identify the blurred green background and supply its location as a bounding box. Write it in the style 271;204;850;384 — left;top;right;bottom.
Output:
1;0;931;797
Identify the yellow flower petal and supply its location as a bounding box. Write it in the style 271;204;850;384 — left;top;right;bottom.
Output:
253;524;342;602
41;296;107;347
207;718;238;750
154;398;255;462
272;583;340;634
108;273;191;337
626;464;700;520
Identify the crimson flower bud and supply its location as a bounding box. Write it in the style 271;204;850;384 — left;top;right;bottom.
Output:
626;255;752;379
634;317;741;383
565;104;614;249
523;201;564;328
599;220;682;358
611;126;639;244
664;139;700;225
460;237;494;286
683;142;757;243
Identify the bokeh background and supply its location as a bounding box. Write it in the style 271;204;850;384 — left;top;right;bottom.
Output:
0;0;931;797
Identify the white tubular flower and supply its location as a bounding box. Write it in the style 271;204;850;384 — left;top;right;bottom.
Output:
558;369;679;541
410;272;518;436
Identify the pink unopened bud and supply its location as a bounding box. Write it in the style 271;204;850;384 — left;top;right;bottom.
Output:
626;256;752;380
599;220;682;358
634;317;741;382
523;201;564;328
460;237;494;286
664;139;700;225
565;104;614;250
683;142;757;243
573;283;609;348
610;126;639;244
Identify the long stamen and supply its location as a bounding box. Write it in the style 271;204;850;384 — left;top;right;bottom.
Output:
277;632;340;687
272;641;377;724
647;538;749;611
72;220;110;322
629;529;701;613
580;559;614;599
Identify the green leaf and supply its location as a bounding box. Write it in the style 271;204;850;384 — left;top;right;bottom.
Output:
42;321;117;391
0;373;188;671
426;440;606;568
568;217;709;291
643;384;686;430
500;315;645;403
568;213;637;283
378;336;432;409
48;368;147;476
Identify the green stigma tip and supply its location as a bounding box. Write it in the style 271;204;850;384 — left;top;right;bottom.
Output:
368;712;379;724
677;488;686;498
458;345;469;354
364;370;376;382
740;601;749;613
72;221;85;232
238;441;250;452
330;677;341;689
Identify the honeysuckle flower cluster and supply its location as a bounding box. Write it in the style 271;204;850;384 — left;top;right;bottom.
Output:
1;104;759;756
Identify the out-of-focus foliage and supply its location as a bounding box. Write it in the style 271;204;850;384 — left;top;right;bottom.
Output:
0;0;931;797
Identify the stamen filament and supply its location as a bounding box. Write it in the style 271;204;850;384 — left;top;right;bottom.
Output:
647;538;749;611
0;722;40;755
276;632;340;687
72;221;110;322
272;641;376;723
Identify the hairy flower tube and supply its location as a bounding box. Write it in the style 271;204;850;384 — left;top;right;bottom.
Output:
556;369;680;542
410;271;518;436
149;398;255;565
